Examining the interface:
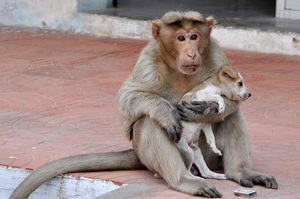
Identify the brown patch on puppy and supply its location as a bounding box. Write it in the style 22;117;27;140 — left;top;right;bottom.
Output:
218;65;238;81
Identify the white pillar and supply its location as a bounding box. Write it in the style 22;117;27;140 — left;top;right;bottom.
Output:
276;0;300;19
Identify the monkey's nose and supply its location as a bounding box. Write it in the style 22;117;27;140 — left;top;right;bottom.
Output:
188;54;195;59
187;51;196;59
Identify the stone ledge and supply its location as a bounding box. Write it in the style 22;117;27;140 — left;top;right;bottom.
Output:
74;13;300;55
0;0;299;54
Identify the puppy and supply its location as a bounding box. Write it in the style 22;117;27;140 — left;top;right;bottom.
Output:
177;65;251;179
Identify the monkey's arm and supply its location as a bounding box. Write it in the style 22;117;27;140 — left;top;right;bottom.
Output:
177;97;239;123
118;88;182;142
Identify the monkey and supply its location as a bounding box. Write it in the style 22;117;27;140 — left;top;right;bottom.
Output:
118;11;277;196
10;11;278;199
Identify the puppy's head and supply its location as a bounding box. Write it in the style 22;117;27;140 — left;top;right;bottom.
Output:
218;65;251;102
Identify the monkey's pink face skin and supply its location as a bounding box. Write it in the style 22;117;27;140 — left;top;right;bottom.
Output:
173;32;204;75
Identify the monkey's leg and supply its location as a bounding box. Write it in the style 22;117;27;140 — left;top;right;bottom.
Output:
193;147;227;180
132;117;223;198
215;109;278;189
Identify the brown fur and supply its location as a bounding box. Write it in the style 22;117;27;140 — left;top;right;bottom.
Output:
10;11;277;199
219;65;238;80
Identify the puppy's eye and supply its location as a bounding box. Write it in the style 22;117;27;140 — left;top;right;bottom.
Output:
239;81;243;87
177;35;185;41
190;34;198;40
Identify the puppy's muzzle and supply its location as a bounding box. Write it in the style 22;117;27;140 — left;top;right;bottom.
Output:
243;90;251;100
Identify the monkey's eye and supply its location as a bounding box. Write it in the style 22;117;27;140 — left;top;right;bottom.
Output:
190;34;198;40
177;35;185;41
239;81;243;87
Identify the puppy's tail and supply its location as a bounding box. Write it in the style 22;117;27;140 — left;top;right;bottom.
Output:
10;149;145;199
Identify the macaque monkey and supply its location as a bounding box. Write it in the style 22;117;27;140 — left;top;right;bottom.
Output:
10;11;278;199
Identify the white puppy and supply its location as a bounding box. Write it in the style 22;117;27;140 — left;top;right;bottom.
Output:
177;65;251;180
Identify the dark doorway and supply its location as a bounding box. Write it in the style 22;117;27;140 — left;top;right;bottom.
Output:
81;0;300;33
89;0;276;20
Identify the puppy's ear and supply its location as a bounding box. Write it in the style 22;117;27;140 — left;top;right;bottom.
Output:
152;20;162;40
219;65;237;80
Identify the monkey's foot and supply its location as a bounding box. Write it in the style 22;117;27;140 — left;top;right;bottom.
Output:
240;174;278;189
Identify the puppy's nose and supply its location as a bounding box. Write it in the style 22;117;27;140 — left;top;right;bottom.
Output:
243;92;251;100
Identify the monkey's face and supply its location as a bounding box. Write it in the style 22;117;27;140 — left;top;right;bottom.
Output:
159;25;210;75
152;11;214;75
174;30;207;75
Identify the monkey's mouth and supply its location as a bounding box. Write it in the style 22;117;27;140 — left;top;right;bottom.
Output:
181;64;200;73
182;64;200;68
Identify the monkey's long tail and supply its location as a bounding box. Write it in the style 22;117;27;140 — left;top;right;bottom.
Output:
10;149;145;199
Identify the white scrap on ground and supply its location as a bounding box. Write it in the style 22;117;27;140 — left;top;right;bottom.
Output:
0;166;123;199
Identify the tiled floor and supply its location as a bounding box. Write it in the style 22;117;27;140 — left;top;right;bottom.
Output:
0;26;300;198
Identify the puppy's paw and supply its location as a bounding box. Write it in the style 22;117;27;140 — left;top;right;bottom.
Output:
218;102;225;114
216;174;227;180
212;148;223;156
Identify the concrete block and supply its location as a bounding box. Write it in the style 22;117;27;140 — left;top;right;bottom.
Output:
286;0;300;10
276;0;286;10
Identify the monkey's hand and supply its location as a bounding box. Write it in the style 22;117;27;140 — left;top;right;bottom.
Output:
157;107;182;143
176;101;219;122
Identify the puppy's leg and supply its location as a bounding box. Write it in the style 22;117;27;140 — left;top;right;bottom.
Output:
202;124;222;156
176;138;195;172
132;117;223;198
215;109;278;189
193;146;227;180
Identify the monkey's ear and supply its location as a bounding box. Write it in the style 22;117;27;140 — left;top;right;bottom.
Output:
206;16;216;35
152;20;161;40
220;65;237;80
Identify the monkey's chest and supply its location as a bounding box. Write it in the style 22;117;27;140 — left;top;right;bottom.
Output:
162;77;203;103
161;85;198;104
